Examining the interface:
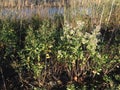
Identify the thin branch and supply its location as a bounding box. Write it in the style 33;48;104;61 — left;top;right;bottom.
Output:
0;66;7;90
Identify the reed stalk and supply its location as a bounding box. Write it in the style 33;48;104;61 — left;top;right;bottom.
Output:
0;0;119;22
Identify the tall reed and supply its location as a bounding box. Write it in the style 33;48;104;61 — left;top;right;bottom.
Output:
0;0;119;27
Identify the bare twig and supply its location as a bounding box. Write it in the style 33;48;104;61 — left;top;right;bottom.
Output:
0;66;7;90
104;63;119;75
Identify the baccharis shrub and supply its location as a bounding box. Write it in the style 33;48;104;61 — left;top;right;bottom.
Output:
57;20;85;61
84;25;101;55
58;20;101;60
57;19;104;76
18;20;55;79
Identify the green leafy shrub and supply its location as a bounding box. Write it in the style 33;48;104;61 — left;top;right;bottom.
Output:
18;19;56;87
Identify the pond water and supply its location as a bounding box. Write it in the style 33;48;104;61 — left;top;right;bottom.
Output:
0;7;64;19
0;6;92;19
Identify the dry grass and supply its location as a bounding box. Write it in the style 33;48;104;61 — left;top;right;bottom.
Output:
0;0;119;27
